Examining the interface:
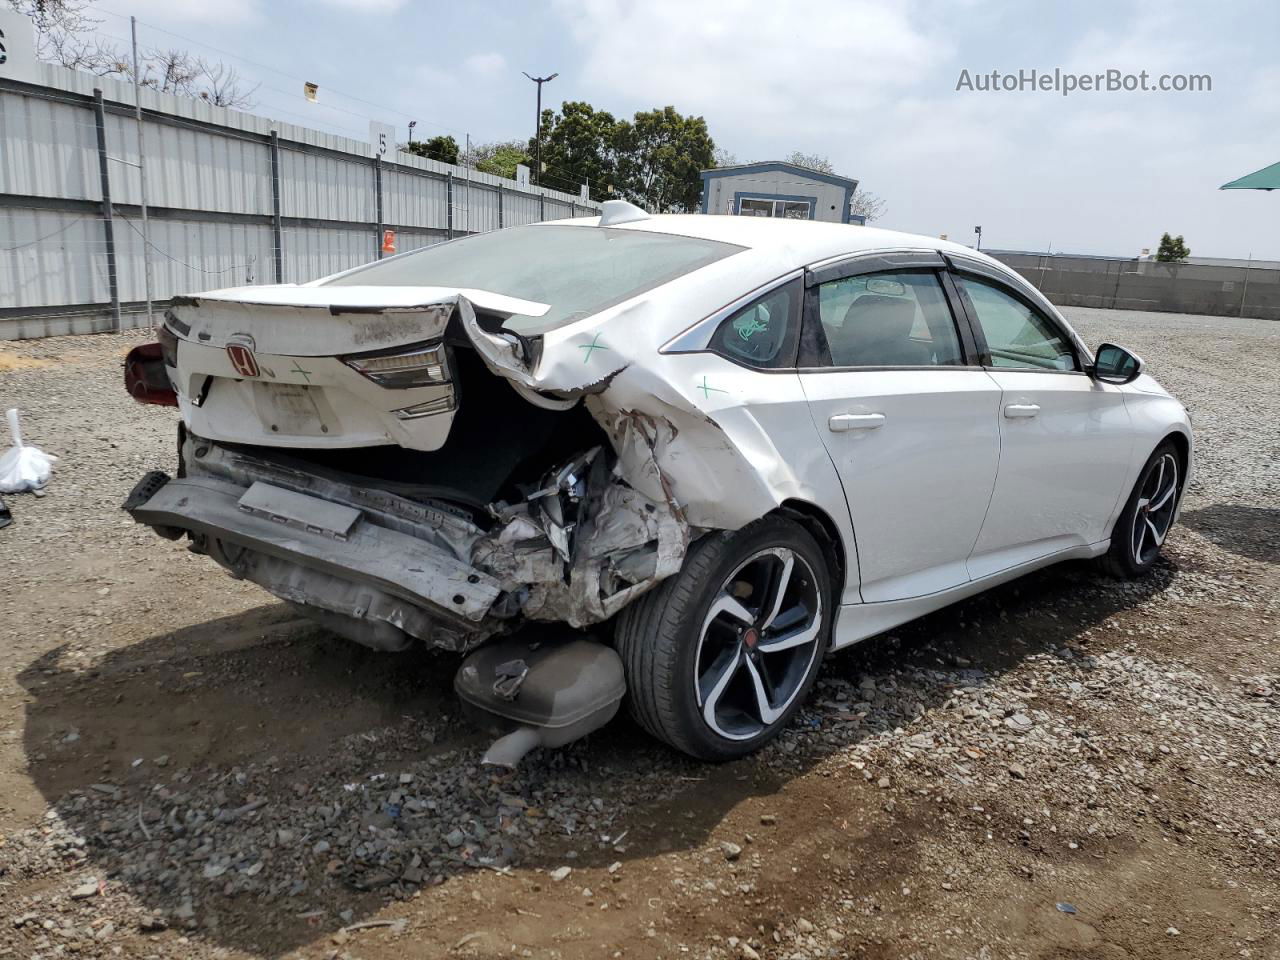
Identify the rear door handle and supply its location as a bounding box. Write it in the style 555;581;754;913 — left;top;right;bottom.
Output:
1004;403;1041;419
829;413;886;432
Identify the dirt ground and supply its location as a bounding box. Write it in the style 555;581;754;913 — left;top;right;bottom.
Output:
0;307;1276;960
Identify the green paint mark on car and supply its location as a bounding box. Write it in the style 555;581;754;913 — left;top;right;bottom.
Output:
696;375;728;399
579;333;609;363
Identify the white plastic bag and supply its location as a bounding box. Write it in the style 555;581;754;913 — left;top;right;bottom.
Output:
0;408;57;493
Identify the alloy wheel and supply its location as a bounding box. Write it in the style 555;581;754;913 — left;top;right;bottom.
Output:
1131;452;1179;566
693;547;824;741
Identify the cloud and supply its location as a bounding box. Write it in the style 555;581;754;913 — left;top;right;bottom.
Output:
110;0;260;24
464;52;507;77
309;0;408;11
554;0;948;135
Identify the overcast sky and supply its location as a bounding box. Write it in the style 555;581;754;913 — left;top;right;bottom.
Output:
91;0;1280;259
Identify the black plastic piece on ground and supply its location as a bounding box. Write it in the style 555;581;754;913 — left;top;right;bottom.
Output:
122;471;171;513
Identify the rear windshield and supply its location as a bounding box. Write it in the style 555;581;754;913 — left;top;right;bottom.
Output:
323;224;742;332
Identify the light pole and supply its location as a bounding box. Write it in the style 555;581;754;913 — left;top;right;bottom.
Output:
408;120;416;146
974;225;983;251
523;71;558;186
130;16;154;331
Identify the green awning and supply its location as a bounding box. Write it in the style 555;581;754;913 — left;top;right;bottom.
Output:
1221;161;1280;190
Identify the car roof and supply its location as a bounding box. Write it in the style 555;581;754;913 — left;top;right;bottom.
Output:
549;212;1003;273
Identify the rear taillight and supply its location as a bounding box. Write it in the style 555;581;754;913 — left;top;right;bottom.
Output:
124;343;178;406
341;340;450;388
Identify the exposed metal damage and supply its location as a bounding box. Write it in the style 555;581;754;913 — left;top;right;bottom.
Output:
474;412;689;627
125;290;700;652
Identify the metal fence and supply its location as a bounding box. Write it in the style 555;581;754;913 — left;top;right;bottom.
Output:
989;252;1280;322
0;64;599;340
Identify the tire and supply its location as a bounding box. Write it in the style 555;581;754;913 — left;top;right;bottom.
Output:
614;516;834;761
1099;440;1183;579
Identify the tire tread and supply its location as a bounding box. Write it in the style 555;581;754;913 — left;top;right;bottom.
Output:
615;518;829;760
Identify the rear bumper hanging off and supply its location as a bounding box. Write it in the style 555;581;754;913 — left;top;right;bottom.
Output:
124;472;502;624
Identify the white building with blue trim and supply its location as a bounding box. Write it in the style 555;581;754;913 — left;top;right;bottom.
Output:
698;161;862;224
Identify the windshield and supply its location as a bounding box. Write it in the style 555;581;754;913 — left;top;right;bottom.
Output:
323;224;743;333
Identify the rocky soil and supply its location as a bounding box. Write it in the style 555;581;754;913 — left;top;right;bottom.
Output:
0;306;1276;960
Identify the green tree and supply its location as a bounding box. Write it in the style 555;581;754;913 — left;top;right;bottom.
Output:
404;135;459;165
1155;233;1190;262
534;101;621;198
615;106;716;212
471;140;531;180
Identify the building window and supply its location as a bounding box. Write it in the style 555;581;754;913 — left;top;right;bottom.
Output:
736;197;812;219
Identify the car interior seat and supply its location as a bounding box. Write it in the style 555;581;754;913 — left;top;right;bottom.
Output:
832;294;931;366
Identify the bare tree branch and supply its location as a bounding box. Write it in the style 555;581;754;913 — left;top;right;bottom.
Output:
850;188;887;222
7;0;259;109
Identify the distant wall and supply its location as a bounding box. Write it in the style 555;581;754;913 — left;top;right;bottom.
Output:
989;252;1280;322
0;65;600;340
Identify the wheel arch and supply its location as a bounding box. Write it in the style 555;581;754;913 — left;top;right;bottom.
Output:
1161;429;1191;485
773;498;849;598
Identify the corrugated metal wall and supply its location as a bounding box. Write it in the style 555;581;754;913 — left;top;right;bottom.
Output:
0;64;600;339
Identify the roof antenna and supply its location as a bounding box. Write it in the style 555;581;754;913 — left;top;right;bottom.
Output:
598;200;650;226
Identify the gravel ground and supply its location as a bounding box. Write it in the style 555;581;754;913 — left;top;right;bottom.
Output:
0;307;1276;960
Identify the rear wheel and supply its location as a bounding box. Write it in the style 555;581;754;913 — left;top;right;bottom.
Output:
615;516;832;761
1099;441;1182;578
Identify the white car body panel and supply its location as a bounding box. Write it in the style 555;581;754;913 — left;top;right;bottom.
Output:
139;211;1193;651
799;369;1002;602
967;370;1135;579
831;538;1109;649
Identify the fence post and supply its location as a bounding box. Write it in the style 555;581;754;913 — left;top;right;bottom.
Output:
1240;256;1251;318
269;131;284;283
92;90;122;332
447;172;453;240
497;187;503;229
374;155;384;260
538;190;545;222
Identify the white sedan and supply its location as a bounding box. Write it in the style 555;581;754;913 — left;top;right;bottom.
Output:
124;202;1192;762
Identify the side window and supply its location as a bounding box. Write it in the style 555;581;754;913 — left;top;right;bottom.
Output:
814;270;964;367
708;281;800;369
957;276;1077;371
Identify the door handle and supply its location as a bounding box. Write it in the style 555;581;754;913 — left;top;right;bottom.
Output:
1004;403;1041;419
829;413;886;432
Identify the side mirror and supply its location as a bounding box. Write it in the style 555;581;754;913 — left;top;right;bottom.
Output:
1090;342;1144;385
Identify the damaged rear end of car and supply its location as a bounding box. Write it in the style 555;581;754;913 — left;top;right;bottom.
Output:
121;214;845;762
124;286;692;655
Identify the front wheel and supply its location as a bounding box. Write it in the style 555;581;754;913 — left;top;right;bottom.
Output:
614;516;833;761
1099;440;1183;578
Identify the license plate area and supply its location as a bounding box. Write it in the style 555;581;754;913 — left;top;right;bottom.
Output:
251;382;332;437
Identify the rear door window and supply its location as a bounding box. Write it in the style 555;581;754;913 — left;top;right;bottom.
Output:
813;271;965;367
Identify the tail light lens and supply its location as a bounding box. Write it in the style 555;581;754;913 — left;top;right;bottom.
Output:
124;343;178;406
341;341;450;388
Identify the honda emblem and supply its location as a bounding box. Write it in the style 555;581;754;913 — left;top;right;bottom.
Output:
226;342;259;378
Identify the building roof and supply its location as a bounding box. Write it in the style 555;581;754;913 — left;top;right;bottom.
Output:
698;160;858;191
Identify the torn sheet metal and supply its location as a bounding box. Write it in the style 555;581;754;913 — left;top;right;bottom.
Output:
457;292;807;532
472;426;689;627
